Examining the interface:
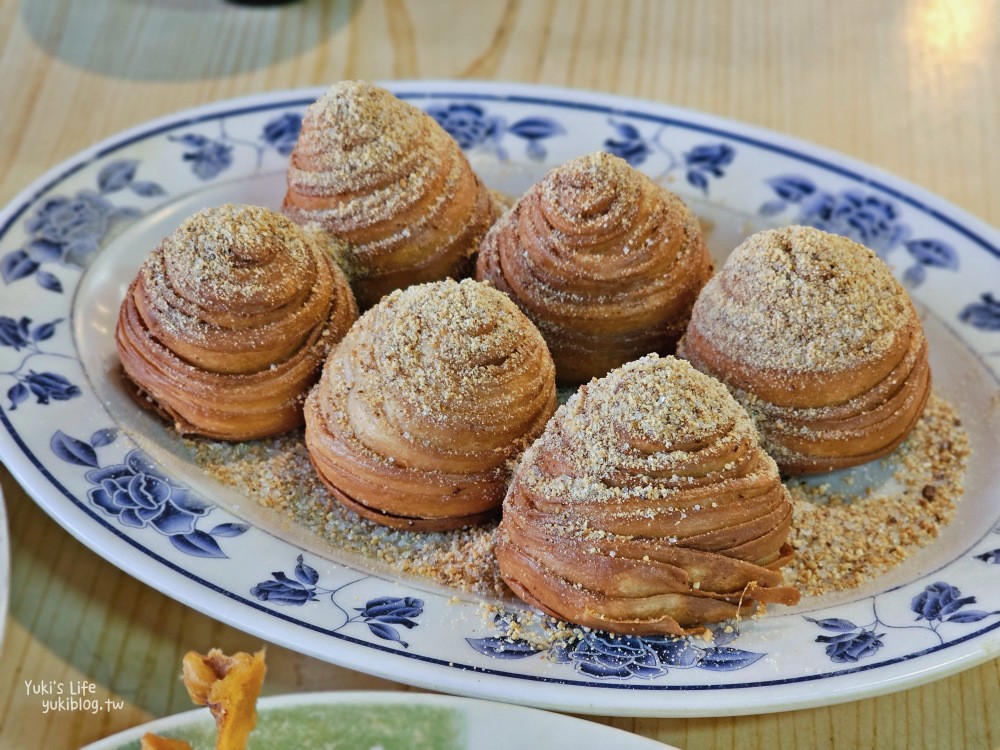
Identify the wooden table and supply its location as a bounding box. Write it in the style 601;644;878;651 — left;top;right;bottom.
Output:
1;1;998;747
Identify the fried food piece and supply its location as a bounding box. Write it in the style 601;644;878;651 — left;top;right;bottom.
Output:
477;152;712;384
497;355;799;636
180;649;266;750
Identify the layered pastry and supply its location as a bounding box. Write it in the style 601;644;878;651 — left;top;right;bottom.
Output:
282;81;500;309
476;151;713;384
116;204;358;440
304;279;557;531
496;355;799;636
679;225;931;474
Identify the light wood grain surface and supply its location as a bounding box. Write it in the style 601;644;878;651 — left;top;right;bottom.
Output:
1;1;998;748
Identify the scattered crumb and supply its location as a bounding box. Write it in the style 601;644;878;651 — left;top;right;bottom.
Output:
190;392;967;605
782;394;968;596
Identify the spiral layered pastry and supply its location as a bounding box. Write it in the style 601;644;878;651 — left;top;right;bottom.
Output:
497;355;799;636
304;279;557;531
476;152;713;384
282;81;499;309
679;225;931;474
116;204;358;440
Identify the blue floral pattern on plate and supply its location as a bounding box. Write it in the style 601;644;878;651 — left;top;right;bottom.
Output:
0;316;80;410
50;430;247;558
759;175;960;287
467;614;762;680
252;555;425;648
807;581;1000;664
427;102;565;162
169;111;303;180
0;160;159;292
0;85;998;715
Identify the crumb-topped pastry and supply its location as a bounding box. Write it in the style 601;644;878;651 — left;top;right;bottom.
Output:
679;225;930;474
476;151;712;384
304;279;557;531
497;355;799;636
282;81;500;309
116;204;358;440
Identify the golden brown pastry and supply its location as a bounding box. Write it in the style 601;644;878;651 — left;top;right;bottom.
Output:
282;81;500;309
497;354;799;636
304;279;556;531
476;151;712;384
679;225;931;474
116;204;358;440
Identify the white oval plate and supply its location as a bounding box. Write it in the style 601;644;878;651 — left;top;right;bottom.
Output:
1;82;999;717
82;691;674;750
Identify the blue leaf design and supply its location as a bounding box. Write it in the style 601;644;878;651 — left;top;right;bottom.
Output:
466;636;540;659
170;530;227;559
30;320;60;342
508;117;564;141
905;239;958;270
959;293;1000;331
97;160;138;193
369;614;419;629
698;647;765;671
367;621;405;646
89;428;118;447
759;199;788;217
974;548;1000;564
36;270;63;293
26;239;63;263
804;617;858;632
525;139;546;162
945;610;993;624
939;595;977;616
903;263;927;287
170;133;210;148
612;122;642;141
130;181;166;197
1;250;39;284
765;175;815;202
294;555;319;585
816;632;864;644
8;382;30;410
209;522;250;537
687;170;709;193
51;430;100;468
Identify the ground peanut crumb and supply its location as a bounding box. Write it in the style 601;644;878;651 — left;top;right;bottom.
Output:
188;392;967;606
782;394;968;596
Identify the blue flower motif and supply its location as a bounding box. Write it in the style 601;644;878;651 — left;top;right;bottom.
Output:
251;558;320;605
427;103;563;161
356;596;425;646
426;103;502;149
684;143;735;194
1;318;79;410
22;370;81;405
251;556;425;648
24;190;137;268
261;113;302;156
0;316;31;350
796;189;908;254
603;122;652;166
818;628;885;663
85;450;211;534
960;293;1000;331
557;632;669;680
806;616;885;664
170;134;234;180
